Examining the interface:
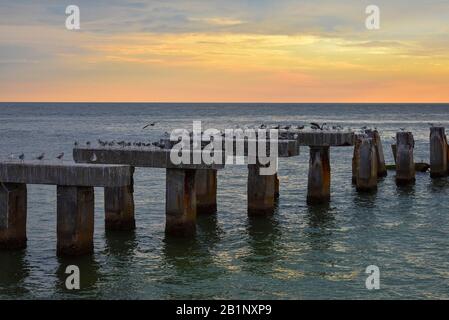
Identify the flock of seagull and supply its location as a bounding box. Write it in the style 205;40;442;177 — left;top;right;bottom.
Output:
8;121;432;163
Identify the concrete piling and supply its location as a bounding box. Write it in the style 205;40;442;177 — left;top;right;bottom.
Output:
352;134;364;184
57;186;95;256
395;132;415;185
307;146;331;204
430;127;448;178
104;185;135;231
165;168;197;236
0;183;27;249
356;138;378;192
365;129;387;177
104;167;135;230
195;169;217;214
391;144;397;164
274;173;280;199
247;164;276;215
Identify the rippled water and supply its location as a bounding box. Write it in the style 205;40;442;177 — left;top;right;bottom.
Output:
1;103;449;299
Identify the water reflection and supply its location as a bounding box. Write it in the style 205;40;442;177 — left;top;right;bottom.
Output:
396;183;416;197
104;230;138;256
429;177;449;193
0;250;30;296
162;234;215;277
353;191;378;209
55;255;100;293
196;214;222;246
305;204;335;251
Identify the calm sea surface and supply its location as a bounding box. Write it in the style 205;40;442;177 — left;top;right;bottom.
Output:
1;103;449;299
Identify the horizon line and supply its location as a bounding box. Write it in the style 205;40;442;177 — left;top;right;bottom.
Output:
1;101;449;104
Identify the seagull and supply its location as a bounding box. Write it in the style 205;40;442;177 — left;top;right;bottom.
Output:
310;122;320;130
90;153;97;162
297;125;305;130
74;141;79;147
86;141;91;147
36;153;45;161
142;122;158;129
56;152;64;160
19;153;25;161
8;153;14;160
400;128;406;131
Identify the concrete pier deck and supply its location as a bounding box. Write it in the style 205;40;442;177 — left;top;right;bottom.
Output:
0;160;132;187
73;147;225;170
278;130;355;146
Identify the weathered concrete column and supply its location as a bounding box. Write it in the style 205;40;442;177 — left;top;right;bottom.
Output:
57;186;94;256
352;134;365;184
356;138;378;192
274;173;280;199
395;132;415;185
307;146;331;204
195;169;217;214
165;169;197;236
247;164;276;215
0;183;27;249
391;144;397;164
104;167;135;230
366;129;387;177
430;127;448;178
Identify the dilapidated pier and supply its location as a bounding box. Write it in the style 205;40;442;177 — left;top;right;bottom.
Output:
1;126;448;257
0;161;132;255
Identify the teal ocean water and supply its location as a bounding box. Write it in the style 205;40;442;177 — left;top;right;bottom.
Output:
1;103;449;299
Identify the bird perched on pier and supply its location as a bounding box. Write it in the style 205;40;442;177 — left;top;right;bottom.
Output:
36;153;45;160
90;153;97;162
400;128;406;131
19;153;25;161
297;125;305;130
74;141;78;147
8;153;14;160
142;122;158;129
56;152;64;160
310;122;326;130
310;122;320;130
86;141;91;147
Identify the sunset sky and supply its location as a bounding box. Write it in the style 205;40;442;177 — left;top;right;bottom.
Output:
1;0;448;102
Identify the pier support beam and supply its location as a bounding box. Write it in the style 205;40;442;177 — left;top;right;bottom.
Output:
430;127;448;178
356;138;378;192
165;169;197;236
274;173;280;199
247;164;276;215
307;146;331;205
195;169;217;214
395;132;415;185
104;168;135;230
0;183;27;249
366;130;387;177
352;134;364;184
57;186;94;256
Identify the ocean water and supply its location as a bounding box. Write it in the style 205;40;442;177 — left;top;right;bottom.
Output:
1;103;449;300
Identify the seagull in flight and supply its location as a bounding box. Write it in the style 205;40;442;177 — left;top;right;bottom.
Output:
56;152;64;160
142;122;158;129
